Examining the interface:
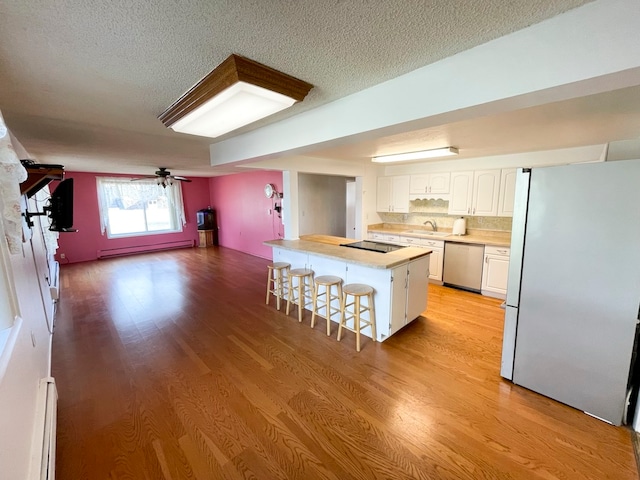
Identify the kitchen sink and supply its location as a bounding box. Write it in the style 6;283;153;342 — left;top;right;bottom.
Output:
403;230;450;237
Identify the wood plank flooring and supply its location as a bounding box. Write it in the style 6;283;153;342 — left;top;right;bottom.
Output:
52;246;638;479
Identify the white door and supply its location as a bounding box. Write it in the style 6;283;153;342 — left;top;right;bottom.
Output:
390;176;410;213
389;265;408;336
429;172;451;194
345;181;356;239
376;177;392;212
448;171;473;215
481;255;510;295
472;170;500;216
427;247;443;281
498;168;517;217
406;256;430;321
409;174;430;194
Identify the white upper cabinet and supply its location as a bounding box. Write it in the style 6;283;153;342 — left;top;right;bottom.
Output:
497;168;517;217
448;170;500;216
471;169;501;216
448;171;474;215
409;172;450;195
377;176;410;213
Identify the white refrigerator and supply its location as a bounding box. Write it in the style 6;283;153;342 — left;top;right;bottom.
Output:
501;159;640;425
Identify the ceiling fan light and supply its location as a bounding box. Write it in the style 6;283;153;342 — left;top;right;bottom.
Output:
372;147;459;163
159;54;313;139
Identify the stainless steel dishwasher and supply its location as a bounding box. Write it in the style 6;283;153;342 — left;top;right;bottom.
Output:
443;242;484;292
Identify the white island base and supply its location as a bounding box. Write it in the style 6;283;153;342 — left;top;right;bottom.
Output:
267;236;431;342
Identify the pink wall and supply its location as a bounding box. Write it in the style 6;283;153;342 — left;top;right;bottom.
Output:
209;171;284;259
55;172;211;263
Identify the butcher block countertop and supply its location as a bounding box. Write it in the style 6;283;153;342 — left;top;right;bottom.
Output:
367;224;511;247
264;235;432;269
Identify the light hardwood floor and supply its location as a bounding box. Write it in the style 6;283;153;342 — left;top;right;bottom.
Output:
53;246;637;479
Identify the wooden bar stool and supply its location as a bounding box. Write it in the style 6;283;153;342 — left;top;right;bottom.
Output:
265;262;290;310
286;268;315;322
311;275;343;335
338;283;377;352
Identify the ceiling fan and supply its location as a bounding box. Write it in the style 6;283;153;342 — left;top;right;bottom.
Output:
131;167;192;188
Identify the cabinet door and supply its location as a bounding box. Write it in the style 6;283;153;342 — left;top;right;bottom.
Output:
427;247;444;281
429;172;451;194
498;168;517;217
345;264;393;340
406;256;430;321
409;174;430;194
482;255;510;295
472;170;500;216
448;171;473;215
376;177;392;212
389;265;408;336
391;176;410;213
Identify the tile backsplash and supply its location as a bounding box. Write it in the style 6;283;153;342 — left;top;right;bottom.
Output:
378;198;513;232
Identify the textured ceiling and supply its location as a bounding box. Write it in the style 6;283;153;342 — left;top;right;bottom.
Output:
0;0;594;175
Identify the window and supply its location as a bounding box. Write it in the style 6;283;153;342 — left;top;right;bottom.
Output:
97;177;186;238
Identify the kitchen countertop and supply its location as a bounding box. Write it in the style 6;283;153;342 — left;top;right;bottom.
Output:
264;235;432;269
367;224;511;247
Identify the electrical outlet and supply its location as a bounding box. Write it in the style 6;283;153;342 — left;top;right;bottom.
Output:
268;208;272;215
60;253;66;259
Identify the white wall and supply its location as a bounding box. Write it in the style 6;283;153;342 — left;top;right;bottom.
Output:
0;197;55;479
298;173;350;237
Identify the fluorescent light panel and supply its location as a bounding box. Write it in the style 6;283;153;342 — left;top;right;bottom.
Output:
159;54;313;139
372;147;459;163
170;82;297;138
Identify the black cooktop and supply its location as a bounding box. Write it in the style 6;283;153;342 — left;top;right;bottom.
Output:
340;240;405;253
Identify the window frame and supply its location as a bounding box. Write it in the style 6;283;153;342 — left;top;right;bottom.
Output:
96;177;186;239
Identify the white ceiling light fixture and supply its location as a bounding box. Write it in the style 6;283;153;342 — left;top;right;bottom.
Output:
159;54;313;139
372;147;459;163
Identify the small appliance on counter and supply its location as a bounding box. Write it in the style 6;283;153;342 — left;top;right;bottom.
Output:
452;217;466;236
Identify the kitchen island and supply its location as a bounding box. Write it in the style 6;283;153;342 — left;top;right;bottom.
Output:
264;235;431;342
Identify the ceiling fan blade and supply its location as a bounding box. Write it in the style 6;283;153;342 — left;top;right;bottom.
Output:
172;176;192;182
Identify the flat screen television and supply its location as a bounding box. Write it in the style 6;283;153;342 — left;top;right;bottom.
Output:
196;208;216;231
48;178;76;232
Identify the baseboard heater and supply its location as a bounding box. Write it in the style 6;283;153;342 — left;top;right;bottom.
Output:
30;377;57;480
97;239;195;259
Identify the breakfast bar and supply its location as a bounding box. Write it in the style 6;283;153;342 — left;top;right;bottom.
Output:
264;235;431;341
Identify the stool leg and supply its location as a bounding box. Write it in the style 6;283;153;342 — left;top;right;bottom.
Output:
311;283;319;328
326;285;332;336
275;271;281;310
297;278;304;322
286;275;293;315
266;269;272;305
368;292;376;342
337;292;346;342
355;295;361;352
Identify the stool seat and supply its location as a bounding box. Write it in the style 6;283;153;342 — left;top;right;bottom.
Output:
311;275;343;336
289;268;314;277
338;283;376;352
314;275;343;285
287;268;314;322
266;262;290;310
343;284;374;296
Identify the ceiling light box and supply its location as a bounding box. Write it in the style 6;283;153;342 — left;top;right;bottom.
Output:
159;54;313;138
372;147;459;163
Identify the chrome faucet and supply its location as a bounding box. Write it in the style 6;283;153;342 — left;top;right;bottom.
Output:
423;220;437;231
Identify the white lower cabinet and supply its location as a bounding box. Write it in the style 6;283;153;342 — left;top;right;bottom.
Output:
481;245;511;299
422;239;444;283
397;236;444;283
272;247;429;341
